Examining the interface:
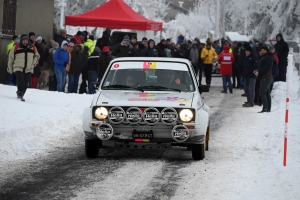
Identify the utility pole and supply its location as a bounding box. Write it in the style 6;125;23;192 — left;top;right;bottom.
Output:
59;0;67;29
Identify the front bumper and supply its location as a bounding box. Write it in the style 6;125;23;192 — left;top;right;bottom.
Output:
84;121;205;145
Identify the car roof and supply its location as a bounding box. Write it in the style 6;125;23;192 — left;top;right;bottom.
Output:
111;57;191;64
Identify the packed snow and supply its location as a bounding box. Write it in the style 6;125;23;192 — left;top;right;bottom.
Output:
0;68;299;199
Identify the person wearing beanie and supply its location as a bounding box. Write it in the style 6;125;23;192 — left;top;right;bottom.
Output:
274;33;289;82
156;39;167;57
254;46;274;113
129;35;139;57
70;31;85;45
28;32;35;44
177;34;184;45
31;35;45;89
139;37;148;51
218;45;234;94
86;46;100;94
84;35;96;56
53;41;69;92
83;31;89;43
242;42;259;108
232;42;242;89
141;39;157;57
190;41;199;78
7;34;40;101
46;42;60;91
269;46;279;92
68;44;84;93
98;46;112;81
96;31;111;52
201;43;218;86
112;35;133;57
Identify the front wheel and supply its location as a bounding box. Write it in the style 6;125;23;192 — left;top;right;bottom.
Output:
192;142;205;160
85;139;100;158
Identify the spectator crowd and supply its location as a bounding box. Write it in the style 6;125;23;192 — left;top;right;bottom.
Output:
7;25;289;112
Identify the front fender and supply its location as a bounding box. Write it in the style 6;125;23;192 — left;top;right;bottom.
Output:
83;107;94;138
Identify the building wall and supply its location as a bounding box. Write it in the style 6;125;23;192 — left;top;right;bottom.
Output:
0;0;54;84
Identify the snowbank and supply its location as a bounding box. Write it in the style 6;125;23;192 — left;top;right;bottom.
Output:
0;88;93;175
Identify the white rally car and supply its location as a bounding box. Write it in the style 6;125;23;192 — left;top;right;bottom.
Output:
83;57;210;160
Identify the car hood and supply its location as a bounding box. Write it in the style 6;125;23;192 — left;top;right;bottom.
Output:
97;90;194;107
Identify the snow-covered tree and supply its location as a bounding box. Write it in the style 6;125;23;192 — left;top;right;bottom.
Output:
54;0;300;42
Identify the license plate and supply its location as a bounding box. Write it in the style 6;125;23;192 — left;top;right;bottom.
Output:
132;132;153;138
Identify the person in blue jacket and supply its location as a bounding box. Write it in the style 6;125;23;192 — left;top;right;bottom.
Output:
53;40;69;92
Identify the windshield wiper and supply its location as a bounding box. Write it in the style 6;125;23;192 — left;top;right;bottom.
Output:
103;85;144;92
137;85;181;92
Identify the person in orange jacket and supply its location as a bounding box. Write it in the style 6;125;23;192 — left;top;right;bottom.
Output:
218;45;234;93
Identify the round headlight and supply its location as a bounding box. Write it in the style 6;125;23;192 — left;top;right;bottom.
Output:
179;109;193;122
95;107;108;120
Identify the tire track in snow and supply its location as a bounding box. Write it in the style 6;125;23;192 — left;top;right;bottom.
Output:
128;85;237;200
0;141;136;200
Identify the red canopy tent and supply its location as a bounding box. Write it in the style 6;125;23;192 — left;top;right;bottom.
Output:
65;0;163;31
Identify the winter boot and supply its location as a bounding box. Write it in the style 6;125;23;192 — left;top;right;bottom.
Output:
221;90;227;93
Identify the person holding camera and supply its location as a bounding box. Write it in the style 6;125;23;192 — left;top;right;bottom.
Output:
112;35;133;57
53;41;69;92
201;43;217;87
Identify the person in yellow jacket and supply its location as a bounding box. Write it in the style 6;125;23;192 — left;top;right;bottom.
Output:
84;35;96;56
201;43;217;86
6;35;20;85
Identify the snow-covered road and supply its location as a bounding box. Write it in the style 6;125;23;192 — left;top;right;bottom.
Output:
0;73;299;200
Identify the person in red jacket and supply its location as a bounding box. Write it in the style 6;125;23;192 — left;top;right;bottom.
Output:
218;45;234;93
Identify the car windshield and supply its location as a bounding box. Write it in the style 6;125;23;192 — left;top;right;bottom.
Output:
101;61;196;92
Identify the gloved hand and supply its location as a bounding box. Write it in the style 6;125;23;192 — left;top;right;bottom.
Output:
64;62;68;67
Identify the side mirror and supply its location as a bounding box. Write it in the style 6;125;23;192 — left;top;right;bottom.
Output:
92;82;100;90
198;85;209;94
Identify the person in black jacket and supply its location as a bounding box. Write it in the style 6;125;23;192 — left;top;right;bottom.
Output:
96;31;111;51
242;42;259;107
274;33;289;82
156;39;167;57
232;42;242;88
141;39;158;57
79;46;89;94
254;46;273;113
173;44;184;58
87;47;101;94
98;46;112;80
112;35;133;57
68;44;84;93
238;46;246;90
32;36;45;88
129;35;139;57
139;37;148;51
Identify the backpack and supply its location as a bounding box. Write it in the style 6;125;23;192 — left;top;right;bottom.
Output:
14;43;37;54
272;57;279;77
13;43;37;60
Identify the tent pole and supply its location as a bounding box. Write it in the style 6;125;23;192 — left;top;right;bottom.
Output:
160;31;162;40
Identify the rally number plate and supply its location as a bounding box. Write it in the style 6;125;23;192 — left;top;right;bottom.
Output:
132;131;153;138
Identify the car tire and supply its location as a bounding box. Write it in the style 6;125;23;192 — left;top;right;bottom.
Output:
85;139;99;158
192;142;205;160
